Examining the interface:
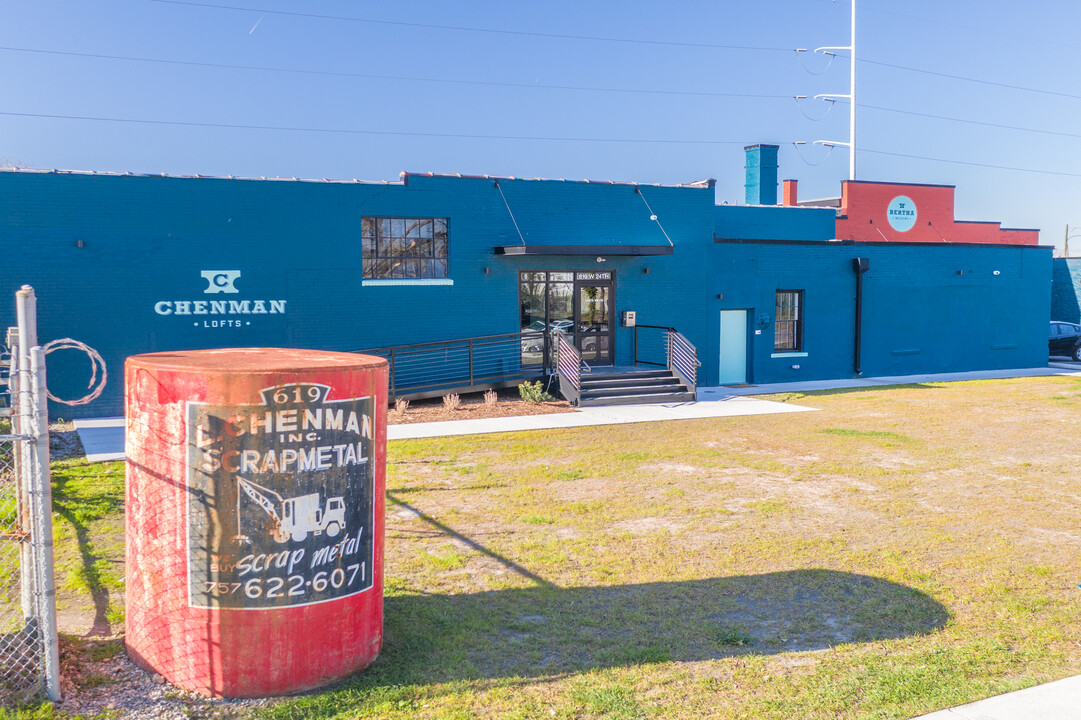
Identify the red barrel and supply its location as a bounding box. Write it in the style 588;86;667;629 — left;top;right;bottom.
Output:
124;348;387;697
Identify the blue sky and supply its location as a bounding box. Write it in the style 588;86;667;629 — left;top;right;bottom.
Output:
4;1;1080;251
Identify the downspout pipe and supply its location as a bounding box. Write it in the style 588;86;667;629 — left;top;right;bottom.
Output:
852;258;870;375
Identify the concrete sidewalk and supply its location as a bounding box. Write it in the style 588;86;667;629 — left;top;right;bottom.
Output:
74;363;1081;455
71;416;125;463
911;675;1081;719
72;395;816;455
388;394;812;440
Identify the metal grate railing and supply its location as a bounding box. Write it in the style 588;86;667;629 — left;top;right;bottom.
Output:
552;330;583;406
357;331;548;400
668;330;699;392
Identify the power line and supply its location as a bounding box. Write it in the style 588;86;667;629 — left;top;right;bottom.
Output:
149;0;1081;101
859;58;1081;100
6;107;1081;178
11;47;1081;146
860;2;1081;52
148;0;792;52
862;148;1081;178
0;110;788;146
863;104;1081;140
0;46;791;101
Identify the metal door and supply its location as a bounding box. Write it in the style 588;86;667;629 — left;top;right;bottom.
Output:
718;310;748;384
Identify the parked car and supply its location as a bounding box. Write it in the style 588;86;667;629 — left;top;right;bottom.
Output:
521;321;546;353
1049;321;1081;360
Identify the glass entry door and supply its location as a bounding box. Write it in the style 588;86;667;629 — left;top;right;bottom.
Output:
518;270;614;367
574;273;613;365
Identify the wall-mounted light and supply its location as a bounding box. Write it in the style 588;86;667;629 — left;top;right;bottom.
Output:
993;270;1001;276
482;267;490;275
642;267;650;274
596;256;606;263
76;239;85;249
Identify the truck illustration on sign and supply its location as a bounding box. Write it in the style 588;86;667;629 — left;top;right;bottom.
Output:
235;476;346;544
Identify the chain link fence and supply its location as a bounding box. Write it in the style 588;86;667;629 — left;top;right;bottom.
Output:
0;286;60;703
0;426;43;704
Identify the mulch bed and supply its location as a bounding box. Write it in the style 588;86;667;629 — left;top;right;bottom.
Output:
387;387;575;425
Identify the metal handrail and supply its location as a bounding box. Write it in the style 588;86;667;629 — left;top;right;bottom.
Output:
633;324;700;399
633;324;671;367
552;330;582;406
355;330;548;400
668;330;700;397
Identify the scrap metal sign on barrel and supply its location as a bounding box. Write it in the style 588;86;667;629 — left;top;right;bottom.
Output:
125;348;387;698
187;381;375;610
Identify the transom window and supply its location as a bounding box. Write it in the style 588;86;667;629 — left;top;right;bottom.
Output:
361;217;448;279
774;290;804;352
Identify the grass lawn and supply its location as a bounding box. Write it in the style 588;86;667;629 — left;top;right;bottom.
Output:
36;376;1081;718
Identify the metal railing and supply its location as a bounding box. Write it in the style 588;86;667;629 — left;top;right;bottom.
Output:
552;330;582;406
668;330;699;395
633;324;700;398
357;330;548;400
1;286;60;703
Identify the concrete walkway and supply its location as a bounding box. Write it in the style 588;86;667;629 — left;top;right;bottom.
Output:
388;394;812;440
71;416;125;463
911;675;1081;719
74;363;1081;455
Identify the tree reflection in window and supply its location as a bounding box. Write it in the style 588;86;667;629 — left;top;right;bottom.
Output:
362;217;448;279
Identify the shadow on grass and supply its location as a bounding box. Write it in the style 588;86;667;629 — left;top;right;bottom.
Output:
51;467;121;637
370;495;949;686
374;569;950;686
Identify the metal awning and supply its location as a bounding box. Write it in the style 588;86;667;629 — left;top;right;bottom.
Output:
494;244;673;256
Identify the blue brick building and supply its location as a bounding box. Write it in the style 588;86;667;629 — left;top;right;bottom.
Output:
0;150;1052;418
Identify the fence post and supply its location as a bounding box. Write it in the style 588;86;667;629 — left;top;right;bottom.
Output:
388;348;397;399
468;339;474;387
28;347;60;702
14;288;36;624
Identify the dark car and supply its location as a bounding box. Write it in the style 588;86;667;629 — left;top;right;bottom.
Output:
1049;321;1081;360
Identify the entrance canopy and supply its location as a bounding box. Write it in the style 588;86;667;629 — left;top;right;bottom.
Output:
495;244;673;256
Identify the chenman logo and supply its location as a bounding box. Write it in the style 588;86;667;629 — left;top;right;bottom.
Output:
154;270;288;328
201;270;242;294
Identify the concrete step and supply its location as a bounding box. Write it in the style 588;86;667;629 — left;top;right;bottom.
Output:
581;382;686;399
579;390;696;407
582;369;670;381
580;376;684;391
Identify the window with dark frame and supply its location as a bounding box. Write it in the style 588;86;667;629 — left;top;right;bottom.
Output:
774;290;803;352
361;217;448;279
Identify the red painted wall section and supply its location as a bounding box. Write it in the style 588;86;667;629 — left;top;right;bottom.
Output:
834;181;1039;245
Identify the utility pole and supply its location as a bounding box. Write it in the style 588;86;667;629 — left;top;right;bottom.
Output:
812;0;857;180
1065;225;1081;258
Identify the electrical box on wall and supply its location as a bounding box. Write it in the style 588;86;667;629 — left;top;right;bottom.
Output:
621;310;636;328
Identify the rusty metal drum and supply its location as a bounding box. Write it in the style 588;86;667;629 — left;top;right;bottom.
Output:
124;348;387;697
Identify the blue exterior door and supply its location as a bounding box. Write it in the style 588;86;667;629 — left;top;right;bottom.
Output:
718;310;748;384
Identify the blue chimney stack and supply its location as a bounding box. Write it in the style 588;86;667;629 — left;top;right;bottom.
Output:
744;144;779;205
